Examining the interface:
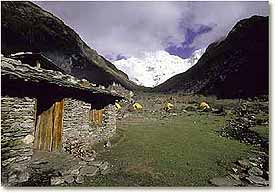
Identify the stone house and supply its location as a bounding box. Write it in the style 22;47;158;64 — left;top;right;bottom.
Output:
1;56;123;184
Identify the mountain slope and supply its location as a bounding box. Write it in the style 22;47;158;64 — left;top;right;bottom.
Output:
153;15;268;98
114;49;204;87
1;1;139;90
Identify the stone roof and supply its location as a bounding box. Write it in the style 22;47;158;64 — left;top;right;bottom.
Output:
9;52;67;74
1;56;123;99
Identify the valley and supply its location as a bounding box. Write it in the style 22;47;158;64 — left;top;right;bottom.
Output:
84;93;269;186
1;1;269;188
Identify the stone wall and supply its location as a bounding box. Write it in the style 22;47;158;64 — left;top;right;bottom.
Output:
1;96;118;185
62;98;92;157
62;98;117;160
95;104;117;141
1;96;36;185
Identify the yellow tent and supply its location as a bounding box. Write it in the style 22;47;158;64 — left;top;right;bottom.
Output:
199;102;210;110
133;102;143;111
115;102;122;110
164;102;174;111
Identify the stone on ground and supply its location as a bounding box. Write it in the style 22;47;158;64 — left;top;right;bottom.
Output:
246;175;268;186
75;176;84;184
248;167;263;176
209;176;242;186
79;166;98;177
64;175;75;184
51;176;64;186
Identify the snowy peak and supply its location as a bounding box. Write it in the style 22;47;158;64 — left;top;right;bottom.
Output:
113;49;205;87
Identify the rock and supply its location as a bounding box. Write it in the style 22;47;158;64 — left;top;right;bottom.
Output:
51;176;64;186
32;160;48;165
78;161;87;166
237;159;251;169
209;177;241;186
8;164;28;179
82;156;95;162
249;161;258;167
99;162;109;171
2;157;17;167
249;157;260;163
64;175;75;184
2;60;15;70
70;165;82;175
101;168;111;175
8;174;18;185
239;172;249;179
75;176;84;184
229;173;241;181
248;167;264;176
246;175;268;186
212;107;225;115
79;166;98;177
202;108;212;112
232;168;238;173
87;160;103;167
16;170;30;183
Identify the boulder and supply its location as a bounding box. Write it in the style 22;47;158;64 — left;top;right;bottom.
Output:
79;166;98;177
51;176;64;186
99;162;109;172
246;175;268;186
248;167;264;177
64;175;75;184
237;159;251;169
75;176;84;184
209;176;241;186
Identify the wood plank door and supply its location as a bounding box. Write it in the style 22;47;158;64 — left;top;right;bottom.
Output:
90;109;104;126
34;98;64;152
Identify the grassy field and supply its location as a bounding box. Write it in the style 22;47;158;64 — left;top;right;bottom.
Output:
86;110;256;186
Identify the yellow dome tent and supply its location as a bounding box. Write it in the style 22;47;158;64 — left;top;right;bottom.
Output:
164;102;174;112
199;102;210;110
115;102;122;110
133;102;143;111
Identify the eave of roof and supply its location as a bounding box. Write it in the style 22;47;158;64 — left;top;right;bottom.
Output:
1;56;123;99
9;52;67;74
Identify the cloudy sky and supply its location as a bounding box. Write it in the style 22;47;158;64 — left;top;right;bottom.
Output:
35;1;269;61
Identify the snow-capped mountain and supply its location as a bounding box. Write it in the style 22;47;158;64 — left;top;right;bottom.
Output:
113;49;205;87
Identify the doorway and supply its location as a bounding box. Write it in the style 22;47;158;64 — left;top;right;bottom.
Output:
33;97;64;152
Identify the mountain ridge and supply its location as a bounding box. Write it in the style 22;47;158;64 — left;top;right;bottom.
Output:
1;1;139;90
114;49;204;87
153;15;269;98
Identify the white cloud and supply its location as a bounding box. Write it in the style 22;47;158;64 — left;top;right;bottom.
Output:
186;1;269;48
35;1;268;59
36;1;186;58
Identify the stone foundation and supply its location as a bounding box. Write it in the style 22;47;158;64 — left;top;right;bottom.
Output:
1;96;36;185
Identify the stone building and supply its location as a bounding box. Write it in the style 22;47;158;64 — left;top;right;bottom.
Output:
1;56;123;185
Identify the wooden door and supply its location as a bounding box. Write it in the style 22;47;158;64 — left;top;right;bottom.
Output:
90;109;104;126
34;98;64;152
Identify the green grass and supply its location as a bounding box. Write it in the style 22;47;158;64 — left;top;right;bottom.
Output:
87;112;255;187
249;125;269;139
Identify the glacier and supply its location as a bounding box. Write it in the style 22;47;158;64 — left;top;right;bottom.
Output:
113;49;205;87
